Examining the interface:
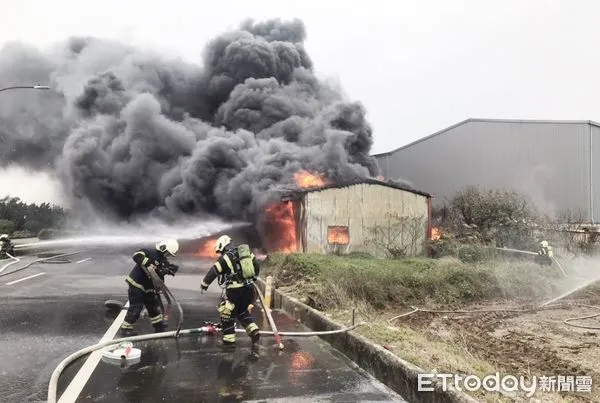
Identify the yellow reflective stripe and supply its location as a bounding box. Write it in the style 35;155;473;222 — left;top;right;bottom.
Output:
215;261;223;273
121;322;134;329
142;257;149;266
201;280;209;288
223;254;234;270
126;276;146;291
245;323;258;334
126;276;153;293
223;334;236;342
227;282;245;289
150;314;163;324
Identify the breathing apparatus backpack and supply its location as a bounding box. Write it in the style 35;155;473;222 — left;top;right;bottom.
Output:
236;244;256;280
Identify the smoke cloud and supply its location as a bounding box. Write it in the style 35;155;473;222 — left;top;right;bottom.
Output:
0;18;381;225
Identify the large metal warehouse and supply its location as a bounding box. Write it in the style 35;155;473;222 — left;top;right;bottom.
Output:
259;179;433;258
374;119;600;223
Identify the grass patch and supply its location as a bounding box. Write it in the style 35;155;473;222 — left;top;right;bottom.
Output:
261;253;564;310
261;254;590;402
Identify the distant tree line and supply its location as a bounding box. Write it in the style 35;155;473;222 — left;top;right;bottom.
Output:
0;197;69;239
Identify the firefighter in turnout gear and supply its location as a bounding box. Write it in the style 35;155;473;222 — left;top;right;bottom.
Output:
120;239;179;337
0;234;14;259
201;235;261;347
536;240;554;267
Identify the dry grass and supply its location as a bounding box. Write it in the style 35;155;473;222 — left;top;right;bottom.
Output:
262;253;599;402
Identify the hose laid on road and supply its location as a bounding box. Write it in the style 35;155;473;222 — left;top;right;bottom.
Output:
47;321;365;403
0;252;20;274
0;251;83;278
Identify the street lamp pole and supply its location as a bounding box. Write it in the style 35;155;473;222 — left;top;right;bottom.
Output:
0;85;50;93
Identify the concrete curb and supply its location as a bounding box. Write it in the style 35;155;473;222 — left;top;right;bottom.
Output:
255;278;481;403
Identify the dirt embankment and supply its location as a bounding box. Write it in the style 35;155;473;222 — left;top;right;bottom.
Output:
262;253;600;402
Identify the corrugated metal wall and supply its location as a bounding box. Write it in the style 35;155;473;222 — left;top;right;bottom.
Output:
303;183;429;257
375;120;598;222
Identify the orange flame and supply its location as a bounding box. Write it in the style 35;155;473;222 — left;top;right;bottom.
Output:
263;201;298;253
327;226;349;245
293;170;328;189
195;237;218;259
431;227;441;241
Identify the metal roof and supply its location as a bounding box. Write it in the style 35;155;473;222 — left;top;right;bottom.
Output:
372;118;600;157
278;177;432;199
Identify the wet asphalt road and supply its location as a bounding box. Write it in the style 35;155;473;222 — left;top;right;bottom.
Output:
0;247;406;402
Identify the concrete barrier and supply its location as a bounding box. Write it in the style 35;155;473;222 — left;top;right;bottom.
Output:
255;278;481;403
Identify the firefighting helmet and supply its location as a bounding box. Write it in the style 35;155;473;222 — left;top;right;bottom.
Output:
215;235;232;253
540;240;549;248
0;234;8;241
156;239;179;256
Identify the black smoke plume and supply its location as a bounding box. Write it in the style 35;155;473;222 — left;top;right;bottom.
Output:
0;18;382;224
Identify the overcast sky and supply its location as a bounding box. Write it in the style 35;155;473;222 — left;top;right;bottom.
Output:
1;0;599;203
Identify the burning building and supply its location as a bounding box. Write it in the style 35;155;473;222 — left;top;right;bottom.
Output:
259;172;433;258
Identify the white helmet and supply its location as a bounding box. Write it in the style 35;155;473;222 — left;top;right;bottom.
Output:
540;240;548;248
0;234;8;241
215;235;232;253
156;239;179;256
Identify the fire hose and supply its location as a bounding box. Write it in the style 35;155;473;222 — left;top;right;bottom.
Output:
0;252;20;273
253;282;284;350
46;321;365;403
142;263;184;337
387;304;600;331
0;251;83;278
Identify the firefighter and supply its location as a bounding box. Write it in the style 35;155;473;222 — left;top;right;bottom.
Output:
0;234;14;258
200;235;261;347
536;240;553;267
120;239;179;337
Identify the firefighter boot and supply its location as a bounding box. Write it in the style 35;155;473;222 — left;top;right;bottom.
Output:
153;320;168;333
246;323;260;344
120;328;138;337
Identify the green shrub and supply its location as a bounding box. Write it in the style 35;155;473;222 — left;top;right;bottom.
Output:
0;219;15;234
10;230;36;239
38;228;62;240
262;253;560;311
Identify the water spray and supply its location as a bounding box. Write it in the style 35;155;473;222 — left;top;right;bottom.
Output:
495;247;568;276
537;274;600;307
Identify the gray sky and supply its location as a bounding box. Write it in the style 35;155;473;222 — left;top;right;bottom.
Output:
1;0;599;203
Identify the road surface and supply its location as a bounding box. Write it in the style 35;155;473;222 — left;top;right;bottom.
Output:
0;246;406;402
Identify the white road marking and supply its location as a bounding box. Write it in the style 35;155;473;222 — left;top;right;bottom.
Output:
75;257;91;264
5;272;45;285
57;301;130;403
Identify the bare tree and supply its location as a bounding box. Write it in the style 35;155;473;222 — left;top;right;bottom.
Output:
365;213;428;258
